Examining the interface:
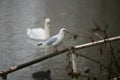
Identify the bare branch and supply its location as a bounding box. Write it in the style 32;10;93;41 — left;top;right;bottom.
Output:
0;36;120;79
75;36;120;49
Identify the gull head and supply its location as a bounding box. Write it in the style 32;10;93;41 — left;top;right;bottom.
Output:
60;28;69;33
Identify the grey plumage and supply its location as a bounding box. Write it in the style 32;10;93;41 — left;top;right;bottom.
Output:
45;37;58;45
37;28;68;52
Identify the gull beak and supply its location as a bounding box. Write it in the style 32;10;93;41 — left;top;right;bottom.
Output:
65;30;70;33
62;28;70;33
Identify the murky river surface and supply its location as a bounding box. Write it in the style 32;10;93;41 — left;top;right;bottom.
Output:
0;0;120;80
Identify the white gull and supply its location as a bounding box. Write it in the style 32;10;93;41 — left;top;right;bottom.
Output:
37;28;69;52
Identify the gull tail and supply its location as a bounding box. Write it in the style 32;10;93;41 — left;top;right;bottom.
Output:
37;43;43;46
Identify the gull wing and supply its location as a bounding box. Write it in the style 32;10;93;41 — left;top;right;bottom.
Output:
45;37;58;45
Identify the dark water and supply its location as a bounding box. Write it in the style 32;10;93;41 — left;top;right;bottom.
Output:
0;0;120;80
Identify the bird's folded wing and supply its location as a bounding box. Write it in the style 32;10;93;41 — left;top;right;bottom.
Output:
45;37;58;45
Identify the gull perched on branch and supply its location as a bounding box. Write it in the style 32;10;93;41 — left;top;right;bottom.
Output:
27;18;50;40
37;28;69;52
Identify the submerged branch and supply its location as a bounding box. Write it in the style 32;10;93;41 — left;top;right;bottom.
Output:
0;36;120;78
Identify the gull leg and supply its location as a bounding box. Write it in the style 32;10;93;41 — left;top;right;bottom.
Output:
54;47;57;53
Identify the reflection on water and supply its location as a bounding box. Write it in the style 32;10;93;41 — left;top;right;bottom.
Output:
0;0;120;80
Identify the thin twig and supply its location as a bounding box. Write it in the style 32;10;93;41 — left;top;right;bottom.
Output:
92;26;120;73
78;54;111;72
103;32;120;73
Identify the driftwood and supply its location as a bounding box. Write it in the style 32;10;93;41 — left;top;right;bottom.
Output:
0;36;120;80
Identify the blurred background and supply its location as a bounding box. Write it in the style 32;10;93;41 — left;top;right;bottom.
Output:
0;0;120;80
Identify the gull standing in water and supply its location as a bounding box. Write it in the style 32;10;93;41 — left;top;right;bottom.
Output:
37;28;69;52
27;18;51;40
